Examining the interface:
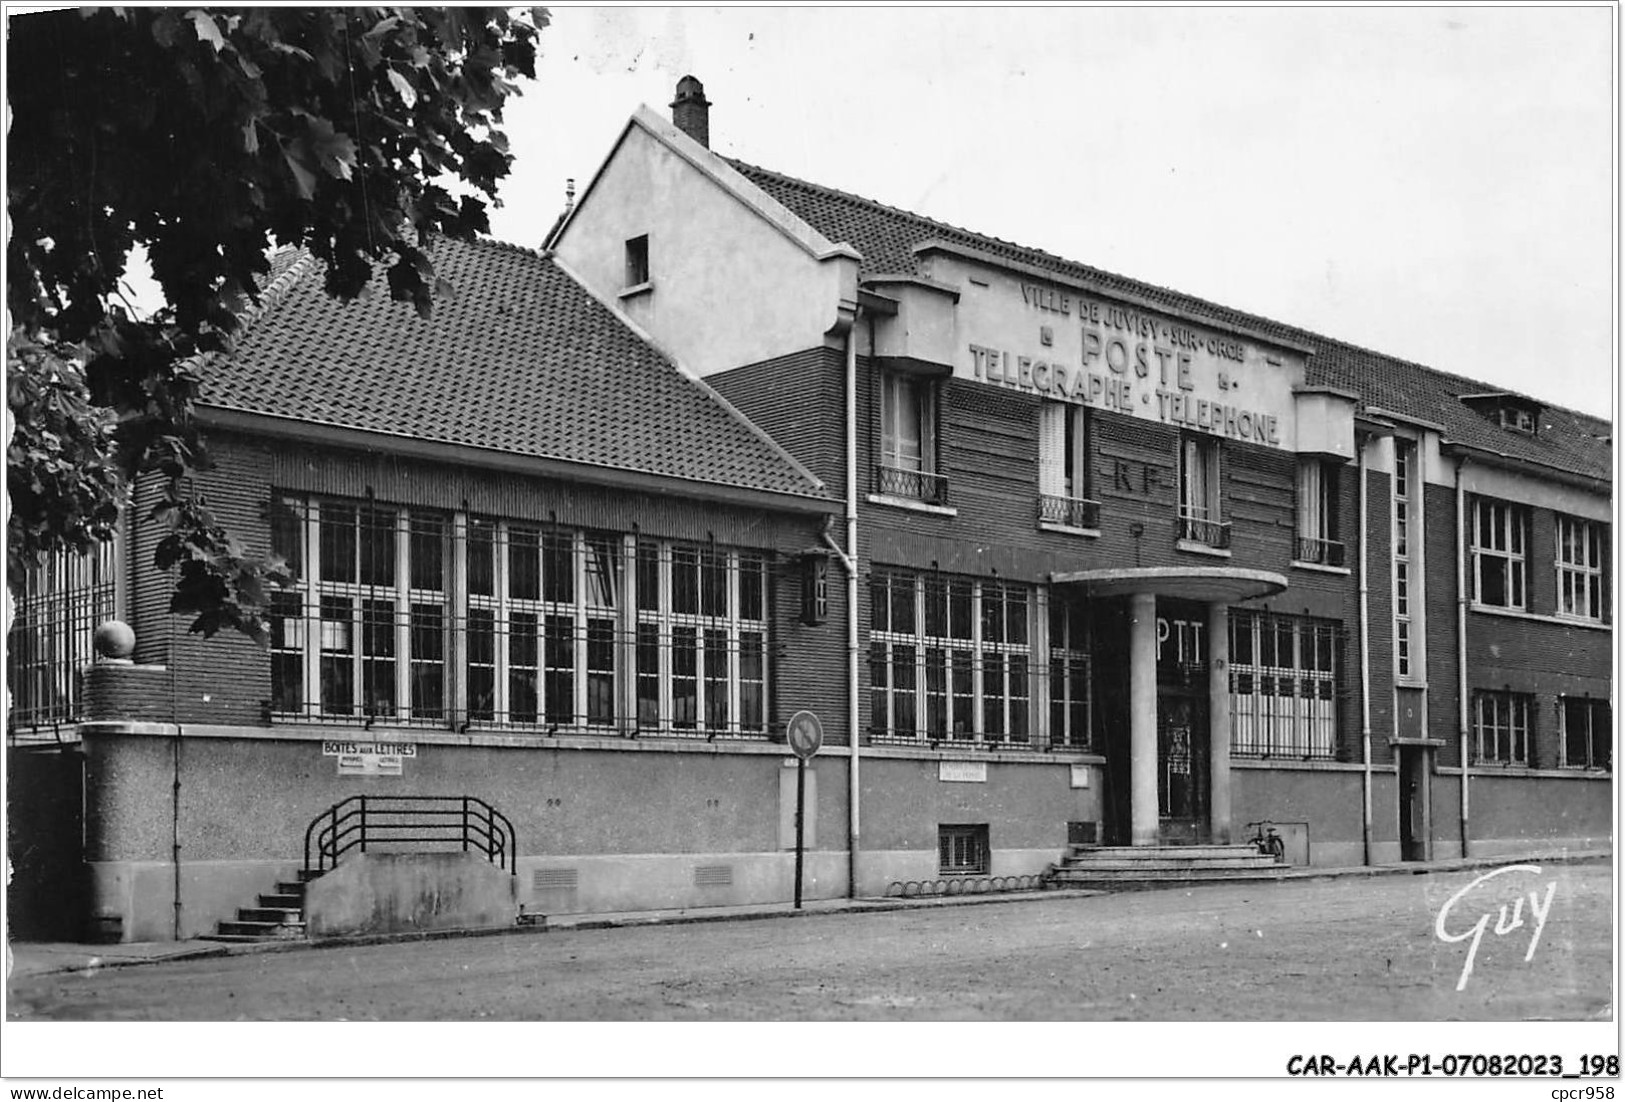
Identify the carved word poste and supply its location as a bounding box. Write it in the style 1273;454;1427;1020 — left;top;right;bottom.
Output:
1433;864;1557;992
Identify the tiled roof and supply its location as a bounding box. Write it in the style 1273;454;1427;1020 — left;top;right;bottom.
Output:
206;235;832;505
728;159;1612;484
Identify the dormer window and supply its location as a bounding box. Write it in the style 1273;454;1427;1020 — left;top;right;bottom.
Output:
1459;392;1541;437
624;234;650;288
1499;406;1536;434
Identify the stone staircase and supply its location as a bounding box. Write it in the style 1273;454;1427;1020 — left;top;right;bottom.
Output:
1048;843;1289;891
201;868;323;942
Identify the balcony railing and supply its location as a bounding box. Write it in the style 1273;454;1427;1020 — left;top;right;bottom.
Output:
875;464;949;506
866;727;1092;753
1177;513;1232;549
1037;494;1102;530
1295;535;1347;567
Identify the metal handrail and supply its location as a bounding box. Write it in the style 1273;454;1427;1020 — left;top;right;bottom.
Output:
1294;536;1347;567
875;463;949;506
303;795;517;878
1037;493;1102;530
1177;514;1232;549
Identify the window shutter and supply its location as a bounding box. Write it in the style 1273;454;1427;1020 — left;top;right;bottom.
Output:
878;374;896;468
919;381;937;475
1038;404;1064;496
1179;439;1195;516
1296;459;1319;541
1071;408;1091;499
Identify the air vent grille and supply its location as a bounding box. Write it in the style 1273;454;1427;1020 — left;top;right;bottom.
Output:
533;868;579;891
694;864;734;887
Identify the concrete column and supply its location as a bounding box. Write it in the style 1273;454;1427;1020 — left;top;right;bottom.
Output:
1129;592;1159;847
1208;601;1232;844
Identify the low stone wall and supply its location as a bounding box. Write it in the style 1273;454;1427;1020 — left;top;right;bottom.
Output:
304;852;518;939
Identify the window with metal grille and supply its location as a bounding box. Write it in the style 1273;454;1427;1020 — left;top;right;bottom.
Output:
7;541;120;730
869;569;1032;747
980;581;1030;742
269;495;771;739
938;824;990;875
1555;515;1607;623
1228;611;1341;759
1470;497;1528;610
1472;690;1531;765
1392;440;1419;681
633;541;769;738
1561;696;1611;771
273;499;450;724
1049;595;1092;749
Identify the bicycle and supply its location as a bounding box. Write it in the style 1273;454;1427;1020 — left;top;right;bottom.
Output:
1246;820;1286;862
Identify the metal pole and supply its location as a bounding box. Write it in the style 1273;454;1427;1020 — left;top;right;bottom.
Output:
1358;431;1373;866
794;757;806;910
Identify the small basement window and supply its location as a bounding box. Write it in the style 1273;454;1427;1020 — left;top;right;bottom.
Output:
624;234;650;288
939;823;990;875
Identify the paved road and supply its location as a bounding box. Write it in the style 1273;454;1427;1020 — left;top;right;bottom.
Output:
6;862;1611;1021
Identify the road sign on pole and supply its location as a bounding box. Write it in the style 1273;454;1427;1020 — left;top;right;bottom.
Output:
786;710;823;760
786;711;823;909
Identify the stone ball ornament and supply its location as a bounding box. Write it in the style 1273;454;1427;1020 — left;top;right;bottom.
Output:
93;619;136;660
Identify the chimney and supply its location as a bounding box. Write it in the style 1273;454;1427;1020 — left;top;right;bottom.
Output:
670;75;711;148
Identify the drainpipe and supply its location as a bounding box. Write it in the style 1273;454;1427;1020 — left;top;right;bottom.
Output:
1455;454;1470;858
847;321;862;898
832;318;862;899
1358;435;1373;866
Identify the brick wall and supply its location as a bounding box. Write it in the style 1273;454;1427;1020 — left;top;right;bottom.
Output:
772;554;850;746
169;438;278;728
710;346;847;498
1418;483;1613;770
128;472;173;668
838;357;1376;765
1233;444;1362;763
82;663;176;723
1422;484;1465;764
116;430;845;736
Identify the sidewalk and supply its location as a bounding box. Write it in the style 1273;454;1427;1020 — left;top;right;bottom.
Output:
7;846;1610;981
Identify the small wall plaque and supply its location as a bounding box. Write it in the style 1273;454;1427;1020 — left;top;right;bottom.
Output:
939;760;987;783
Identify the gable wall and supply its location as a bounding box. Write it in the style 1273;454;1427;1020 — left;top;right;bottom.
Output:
554;124;856;376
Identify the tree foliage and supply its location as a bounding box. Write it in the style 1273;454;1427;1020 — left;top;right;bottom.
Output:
7;6;544;639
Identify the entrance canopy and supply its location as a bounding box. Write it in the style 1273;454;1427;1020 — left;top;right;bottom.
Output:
1051;566;1288;603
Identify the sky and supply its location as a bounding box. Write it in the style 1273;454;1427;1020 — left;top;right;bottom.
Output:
484;5;1616;420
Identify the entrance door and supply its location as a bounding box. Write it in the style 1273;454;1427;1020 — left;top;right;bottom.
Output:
1158;691;1208;844
1398;745;1429;861
1091;599;1133;846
